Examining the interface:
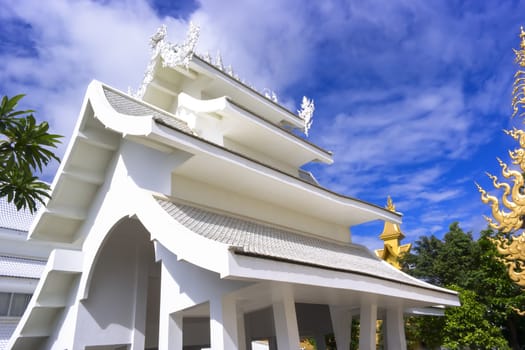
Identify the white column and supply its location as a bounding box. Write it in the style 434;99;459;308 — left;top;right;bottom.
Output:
158;258;183;350
237;308;247;350
172;312;184;350
159;310;183;350
384;306;407;350
210;295;239;349
130;247;149;350
329;306;352;350
272;287;301;350
358;303;377;350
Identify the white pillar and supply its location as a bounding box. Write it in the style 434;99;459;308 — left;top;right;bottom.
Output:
130;247;149;350
384;306;406;350
210;295;239;349
237;308;247;350
358;303;377;350
329;306;352;350
272;287;301;350
159;309;183;350
158;259;183;350
172;312;184;350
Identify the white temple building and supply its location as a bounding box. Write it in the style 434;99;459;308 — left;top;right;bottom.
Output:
4;25;459;350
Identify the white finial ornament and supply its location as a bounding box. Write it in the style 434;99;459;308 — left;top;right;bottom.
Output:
298;96;314;136
158;22;200;69
133;22;200;99
149;24;167;49
263;88;279;103
203;51;212;63
215;51;224;70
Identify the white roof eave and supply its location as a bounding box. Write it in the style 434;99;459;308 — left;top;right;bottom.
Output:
147;122;401;226
88;81;156;136
129;191;457;309
188;57;305;129
177;92;333;166
225;254;460;307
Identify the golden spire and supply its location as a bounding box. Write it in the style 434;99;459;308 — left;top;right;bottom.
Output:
512;26;525;118
375;196;411;269
520;26;525;50
386;195;394;210
478;27;525;290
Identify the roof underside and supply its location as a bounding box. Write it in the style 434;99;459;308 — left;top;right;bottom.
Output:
155;197;453;295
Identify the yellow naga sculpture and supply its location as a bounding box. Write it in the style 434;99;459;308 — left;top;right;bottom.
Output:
477;26;525;288
375;196;411;269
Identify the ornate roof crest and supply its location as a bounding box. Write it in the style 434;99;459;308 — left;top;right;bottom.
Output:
133;22;200;99
298;96;314;136
132;23;316;138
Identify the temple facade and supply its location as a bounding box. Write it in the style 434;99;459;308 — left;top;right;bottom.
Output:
6;25;459;350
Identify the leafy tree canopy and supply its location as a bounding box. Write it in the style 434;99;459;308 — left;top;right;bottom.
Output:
0;94;62;213
401;223;525;349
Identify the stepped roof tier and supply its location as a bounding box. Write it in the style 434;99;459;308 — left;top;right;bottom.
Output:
28;81;401;245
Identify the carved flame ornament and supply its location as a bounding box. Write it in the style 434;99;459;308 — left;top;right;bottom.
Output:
512;26;525;119
478;27;525;289
133;23;200;99
298;96;315;137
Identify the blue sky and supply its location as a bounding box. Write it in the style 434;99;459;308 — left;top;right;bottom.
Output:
1;0;524;249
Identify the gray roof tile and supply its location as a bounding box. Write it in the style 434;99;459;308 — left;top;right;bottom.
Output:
0;255;46;279
155;197;447;292
102;87;193;134
0;321;17;350
0;198;37;232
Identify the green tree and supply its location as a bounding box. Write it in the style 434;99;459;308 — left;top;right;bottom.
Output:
405;315;444;350
401;223;525;349
443;286;510;350
402;234;443;285
476;228;525;349
433;222;480;288
0;94;61;213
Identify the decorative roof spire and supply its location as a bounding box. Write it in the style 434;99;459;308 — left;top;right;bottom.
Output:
375;196;411;269
386;195;396;211
478;26;525;291
133;22;200;99
298;96;314;137
214;50;224;70
149;24;167;48
512;26;525;118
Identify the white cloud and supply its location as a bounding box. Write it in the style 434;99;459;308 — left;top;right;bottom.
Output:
2;0;524;246
1;0;174;177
